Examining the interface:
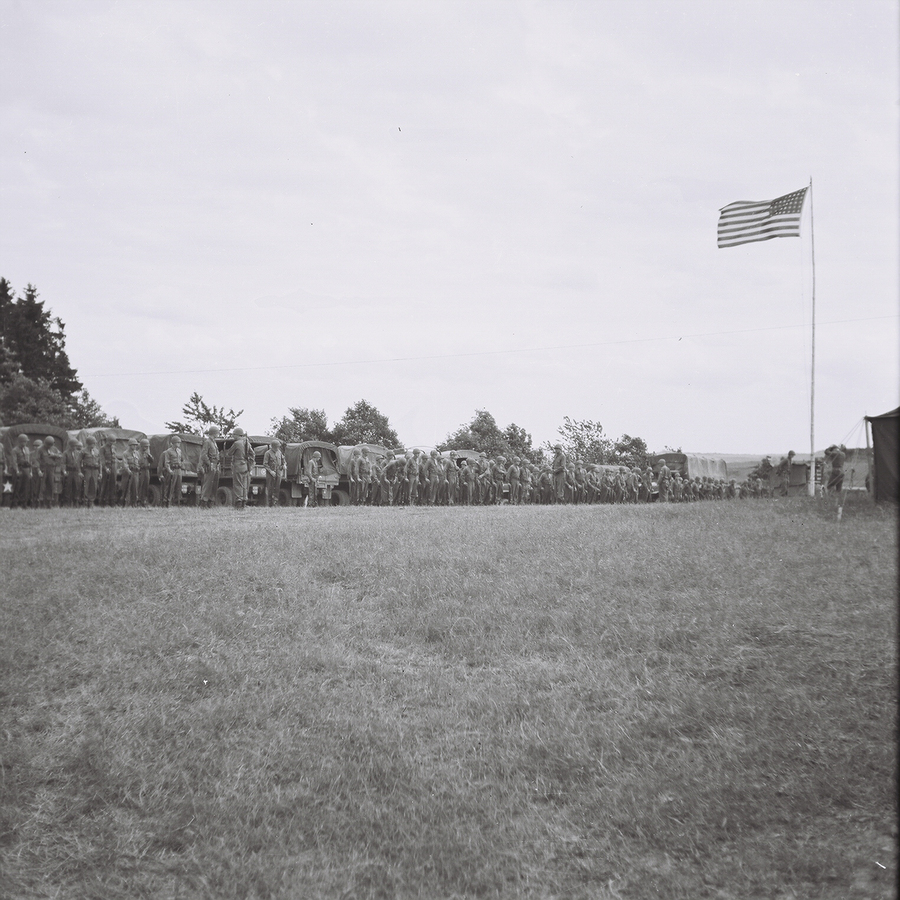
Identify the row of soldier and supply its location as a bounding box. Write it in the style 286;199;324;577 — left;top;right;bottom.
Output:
1;433;786;510
0;426;300;510
343;448;760;506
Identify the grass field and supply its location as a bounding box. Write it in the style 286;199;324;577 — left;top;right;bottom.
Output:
1;498;896;899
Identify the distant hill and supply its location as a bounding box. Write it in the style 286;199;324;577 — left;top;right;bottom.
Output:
689;450;870;486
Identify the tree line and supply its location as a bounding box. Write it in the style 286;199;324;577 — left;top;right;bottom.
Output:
0;278;664;468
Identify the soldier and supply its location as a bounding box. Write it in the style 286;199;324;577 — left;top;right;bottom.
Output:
62;438;83;507
198;425;221;509
29;439;44;507
775;451;795;497
506;456;521;505
226;427;253;509
264;438;286;507
406;450;420;506
825;445;846;494
81;435;101;506
305;449;321;507
11;434;32;509
162;435;184;507
137;438;153;506
120;438;140;506
40;438;63;507
551;445;567;503
97;434;119;506
347;449;361;505
424;450;441;506
444;453;459;506
358;448;373;505
656;459;671;502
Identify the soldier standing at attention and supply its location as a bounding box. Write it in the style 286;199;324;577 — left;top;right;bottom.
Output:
406;450;420;506
264;439;286;507
98;434;119;506
81;435;101;506
62;438;83;507
305;449;321;507
551;445;567;504
226;428;253;509
30;439;44;507
198;425;221;509
656;459;671;502
120;438;140;506
11;434;31;508
162;436;184;507
137;438;153;506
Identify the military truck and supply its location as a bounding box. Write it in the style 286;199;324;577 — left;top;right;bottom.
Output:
284;440;344;505
0;423;70;506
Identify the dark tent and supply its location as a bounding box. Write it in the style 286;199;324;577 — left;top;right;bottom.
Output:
865;407;899;502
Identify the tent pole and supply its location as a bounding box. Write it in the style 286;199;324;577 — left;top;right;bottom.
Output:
808;176;816;497
865;416;875;500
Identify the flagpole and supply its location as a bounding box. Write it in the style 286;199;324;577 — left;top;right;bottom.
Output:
808;176;816;497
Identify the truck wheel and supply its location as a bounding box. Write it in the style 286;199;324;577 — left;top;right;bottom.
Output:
147;485;162;507
278;488;293;507
216;487;234;507
331;489;350;506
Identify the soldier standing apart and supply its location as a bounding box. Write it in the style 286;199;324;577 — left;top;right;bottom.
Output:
81;435;101;506
198;425;221;508
776;451;795;497
825;445;846;494
264;439;285;507
162;436;184;507
305;449;321;507
226;428;253;509
137;438;153;506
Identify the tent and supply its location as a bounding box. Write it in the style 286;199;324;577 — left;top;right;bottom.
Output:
865;407;899;502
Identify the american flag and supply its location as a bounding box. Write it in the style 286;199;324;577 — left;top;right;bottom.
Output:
717;187;808;249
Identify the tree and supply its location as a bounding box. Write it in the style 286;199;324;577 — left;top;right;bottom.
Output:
0;373;71;427
330;399;402;449
271;407;332;444
0;280;81;397
612;434;650;469
438;410;539;461
547;417;614;465
70;390;120;428
165;392;243;434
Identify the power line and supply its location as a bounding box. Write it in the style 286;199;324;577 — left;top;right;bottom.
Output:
83;313;898;378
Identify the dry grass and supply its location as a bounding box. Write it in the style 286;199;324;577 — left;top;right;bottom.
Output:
1;497;896;899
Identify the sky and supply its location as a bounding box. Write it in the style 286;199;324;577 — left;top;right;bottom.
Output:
1;0;897;454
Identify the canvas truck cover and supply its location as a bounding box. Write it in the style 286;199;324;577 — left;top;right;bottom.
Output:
336;444;390;474
148;433;203;475
654;452;727;480
439;449;486;465
866;407;899;502
71;427;147;459
2;423;71;459
284;441;340;482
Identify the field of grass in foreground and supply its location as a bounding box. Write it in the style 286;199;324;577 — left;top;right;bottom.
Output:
0;498;896;899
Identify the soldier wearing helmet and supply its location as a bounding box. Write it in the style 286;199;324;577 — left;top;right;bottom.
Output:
198;425;221;509
305;449;322;507
263;438;286;507
162;435;184;507
227;427;253;509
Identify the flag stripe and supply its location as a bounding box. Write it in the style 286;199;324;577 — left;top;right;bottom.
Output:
717;187;808;248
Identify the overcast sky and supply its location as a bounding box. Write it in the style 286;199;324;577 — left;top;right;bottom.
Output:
2;0;897;453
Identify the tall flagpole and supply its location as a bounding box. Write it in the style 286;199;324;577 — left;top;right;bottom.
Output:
808;177;816;496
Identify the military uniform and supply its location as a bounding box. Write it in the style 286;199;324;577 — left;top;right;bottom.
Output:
264;441;285;507
227;430;253;508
